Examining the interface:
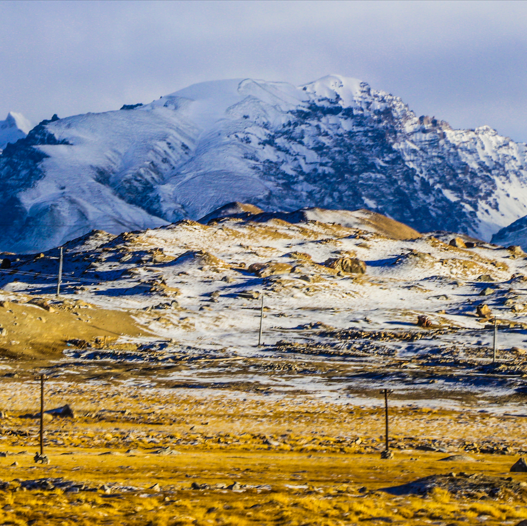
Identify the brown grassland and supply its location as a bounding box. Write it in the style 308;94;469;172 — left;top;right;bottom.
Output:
0;375;525;525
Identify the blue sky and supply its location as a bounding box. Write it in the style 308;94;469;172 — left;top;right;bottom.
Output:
1;1;526;141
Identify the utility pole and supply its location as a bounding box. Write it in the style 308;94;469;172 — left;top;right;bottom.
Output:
493;317;498;363
56;246;63;297
34;375;49;464
381;388;394;459
258;293;264;347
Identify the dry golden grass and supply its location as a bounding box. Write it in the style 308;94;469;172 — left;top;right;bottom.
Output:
0;380;525;524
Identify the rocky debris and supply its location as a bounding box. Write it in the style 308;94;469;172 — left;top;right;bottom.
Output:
511;347;527;355
149;300;179;311
385;473;527;501
324;256;366;274
476;304;492;318
449;237;467;248
191;481;247;491
0;477;138;493
510;458;527;472
380;450;394;459
151;447;179;456
417;315;432;328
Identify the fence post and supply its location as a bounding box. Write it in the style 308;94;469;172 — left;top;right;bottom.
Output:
34;375;49;464
56;246;63;297
258;293;264;346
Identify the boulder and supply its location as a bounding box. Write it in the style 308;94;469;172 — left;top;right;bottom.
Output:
28;298;55;312
476;304;492;318
417;315;432;328
476;274;494;282
0;258;11;269
325;257;366;274
47;404;75;418
449;237;466;248
479;287;495;296
508;245;525;256
510;458;527;472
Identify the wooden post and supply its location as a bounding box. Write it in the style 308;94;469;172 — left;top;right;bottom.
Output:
56;247;63;297
384;388;389;452
34;374;49;464
40;375;45;456
381;389;393;459
258;293;264;347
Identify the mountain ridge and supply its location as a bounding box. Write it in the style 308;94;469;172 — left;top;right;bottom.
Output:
1;75;526;253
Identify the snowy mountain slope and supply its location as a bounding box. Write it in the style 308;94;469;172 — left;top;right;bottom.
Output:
492;215;527;250
1;74;527;253
0;112;31;150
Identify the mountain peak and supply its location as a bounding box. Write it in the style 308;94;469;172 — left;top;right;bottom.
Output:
0;112;32;150
301;75;364;105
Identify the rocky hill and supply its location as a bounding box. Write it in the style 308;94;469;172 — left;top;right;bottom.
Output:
1;75;526;253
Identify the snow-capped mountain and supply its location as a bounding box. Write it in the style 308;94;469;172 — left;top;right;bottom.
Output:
1;75;527;253
0;112;31;151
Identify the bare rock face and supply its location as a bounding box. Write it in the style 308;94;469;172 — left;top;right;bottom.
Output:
325;257;366;274
510;458;527;472
476;304;492;318
449;237;467;248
